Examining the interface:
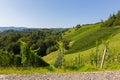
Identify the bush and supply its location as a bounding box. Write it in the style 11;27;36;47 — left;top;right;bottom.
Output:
0;50;13;66
14;55;22;67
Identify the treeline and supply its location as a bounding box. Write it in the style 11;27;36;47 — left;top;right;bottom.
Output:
101;11;120;27
0;29;66;57
0;41;49;67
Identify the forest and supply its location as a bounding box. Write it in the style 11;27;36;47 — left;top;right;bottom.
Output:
0;28;67;67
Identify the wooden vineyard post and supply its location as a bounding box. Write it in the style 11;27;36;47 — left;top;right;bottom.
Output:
100;41;109;69
100;46;107;69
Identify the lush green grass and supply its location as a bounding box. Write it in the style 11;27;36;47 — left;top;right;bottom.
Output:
1;65;120;74
64;26;120;65
63;24;100;41
43;24;120;71
65;24;120;54
0;66;59;74
43;51;58;65
0;66;100;74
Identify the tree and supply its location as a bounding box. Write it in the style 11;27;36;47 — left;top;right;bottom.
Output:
101;11;120;27
20;40;30;67
103;14;116;27
20;40;49;67
113;11;120;26
76;24;81;30
54;41;64;68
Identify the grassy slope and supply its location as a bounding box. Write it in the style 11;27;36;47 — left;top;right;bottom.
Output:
43;51;58;65
64;23;120;54
43;23;120;69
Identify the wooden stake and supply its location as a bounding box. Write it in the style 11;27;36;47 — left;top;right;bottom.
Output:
100;46;107;69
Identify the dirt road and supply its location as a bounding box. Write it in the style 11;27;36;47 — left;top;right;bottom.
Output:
0;71;120;80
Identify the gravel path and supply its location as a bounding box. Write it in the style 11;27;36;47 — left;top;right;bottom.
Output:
0;71;120;80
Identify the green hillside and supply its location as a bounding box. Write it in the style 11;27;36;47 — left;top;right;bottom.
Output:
64;23;120;54
44;11;120;70
44;25;120;71
63;11;120;55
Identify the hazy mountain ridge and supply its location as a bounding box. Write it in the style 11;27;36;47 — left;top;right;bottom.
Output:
0;27;28;32
0;27;68;32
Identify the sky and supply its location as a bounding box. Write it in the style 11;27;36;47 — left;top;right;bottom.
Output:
0;0;120;28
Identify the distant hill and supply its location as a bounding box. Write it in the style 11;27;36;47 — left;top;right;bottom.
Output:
0;27;27;32
0;27;67;32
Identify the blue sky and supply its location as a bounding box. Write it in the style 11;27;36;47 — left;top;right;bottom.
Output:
0;0;120;28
